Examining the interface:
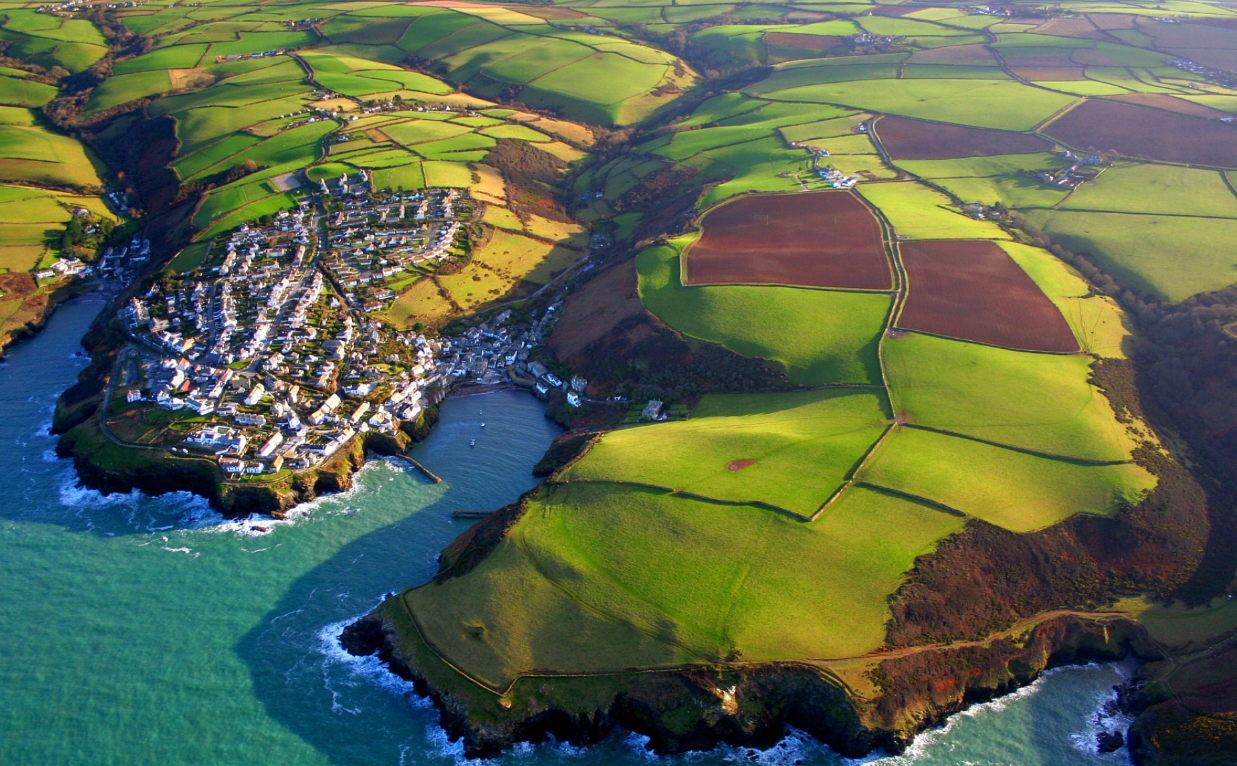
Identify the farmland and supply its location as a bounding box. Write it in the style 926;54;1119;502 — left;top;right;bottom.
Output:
333;0;1237;742
874;115;1053;160
1043;99;1237;168
896;239;1079;352
637;241;889;386
26;0;1237;757
563;388;890;516
682;191;891;290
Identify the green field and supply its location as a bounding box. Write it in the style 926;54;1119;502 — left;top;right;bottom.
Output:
404;478;967;688
758;78;1076;131
885;332;1139;461
1025;209;1237;301
84;70;174;115
859;427;1156;533
0;123;104;189
1058;163;1237;219
0;74;56;108
637;242;890;386
564;389;889;516
859;182;1009;240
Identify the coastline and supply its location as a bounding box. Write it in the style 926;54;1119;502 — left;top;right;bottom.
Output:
340;598;1158;760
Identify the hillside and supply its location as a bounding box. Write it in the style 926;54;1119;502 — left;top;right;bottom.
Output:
34;0;1237;761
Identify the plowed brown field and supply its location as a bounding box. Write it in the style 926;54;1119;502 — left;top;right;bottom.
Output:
763;32;844;50
682;191;892;290
1043;100;1237;168
875;115;1051;159
897;240;1079;352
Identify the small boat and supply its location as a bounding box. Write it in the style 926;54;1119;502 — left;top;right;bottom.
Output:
480;422;486;428
469;439;476;447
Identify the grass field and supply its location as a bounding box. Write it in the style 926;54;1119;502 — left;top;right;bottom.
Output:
84;70;174;115
1058;162;1237;219
860;426;1155;533
758;78;1075;131
1024;209;1237;301
0;123;103;189
637;242;890;386
400;470;966;687
859;182;1009;240
884;332;1140;461
564;389;889;516
999;241;1131;358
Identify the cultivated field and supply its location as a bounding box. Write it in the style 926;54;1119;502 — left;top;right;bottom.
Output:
682;191;892;290
897;239;1079;352
1043;100;1237;168
875;115;1052;160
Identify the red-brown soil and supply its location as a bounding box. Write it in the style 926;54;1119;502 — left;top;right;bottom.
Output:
1044;100;1237;168
763;32;843;51
1087;12;1138;30
682;191;892;290
875;115;1051;160
1106;93;1231;119
897;240;1079;352
728;459;757;472
548;261;644;363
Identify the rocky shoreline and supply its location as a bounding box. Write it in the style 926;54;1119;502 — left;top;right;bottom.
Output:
55;406;439;519
340;603;1158;760
336;494;1169;761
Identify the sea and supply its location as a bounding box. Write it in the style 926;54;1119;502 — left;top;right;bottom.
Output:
0;298;1135;766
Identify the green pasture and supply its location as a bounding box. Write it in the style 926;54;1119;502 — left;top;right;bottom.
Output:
859;182;1009;239
758;78;1076;131
0;123;102;188
403;514;692;690
637;242;889;386
885;332;1138;461
0;74;56;108
1025;209;1237;301
860;427;1156;533
113;44;208;74
689;137;808;205
564;389;889;516
495;481;963;671
84;70;174;115
1058;163;1237;219
1000;241;1132;359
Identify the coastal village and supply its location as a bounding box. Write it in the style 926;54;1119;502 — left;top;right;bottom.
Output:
113;181;576;480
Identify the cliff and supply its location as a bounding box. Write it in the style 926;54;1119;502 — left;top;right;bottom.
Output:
342;598;1155;759
55;406;438;518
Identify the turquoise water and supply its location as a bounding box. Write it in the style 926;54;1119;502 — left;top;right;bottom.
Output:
0;300;1133;766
